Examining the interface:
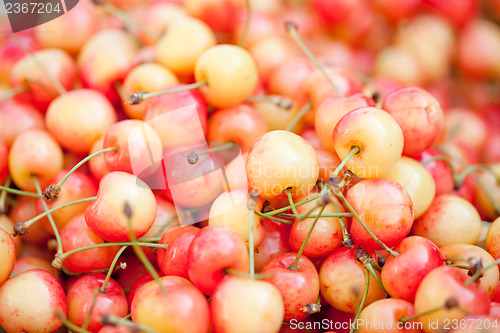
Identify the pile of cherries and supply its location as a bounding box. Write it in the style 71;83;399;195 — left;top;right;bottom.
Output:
1;0;500;332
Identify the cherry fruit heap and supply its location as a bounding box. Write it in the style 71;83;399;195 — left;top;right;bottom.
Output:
0;0;500;333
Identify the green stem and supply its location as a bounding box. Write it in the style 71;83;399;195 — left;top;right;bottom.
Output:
365;263;388;294
100;246;127;293
55;312;91;333
127;80;207;105
264;187;328;216
278;212;353;219
0;185;41;198
82;288;99;331
238;0;251;46
335;191;399;257
465;258;500;286
33;176;63;255
0;84;29;101
255;210;294;224
285;22;343;98
285;101;312;131
102;315;160;333
473;173;500;215
399;304;446;323
349;267;370;333
285;187;300;218
331;199;351;244
248;209;255;279
331;146;360;179
0;177;12;213
455;164;500;185
289;205;326;271
155;214;179;237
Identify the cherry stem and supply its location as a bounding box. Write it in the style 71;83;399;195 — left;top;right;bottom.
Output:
264;186;329;216
126;80;208;105
332;146;360;179
10;35;67;95
43;147;117;200
238;0;251;47
399;304;446;323
285;101;312;131
0;83;29;101
55;311;91;333
82;288;99;331
245;95;294;110
100;245;127;293
473;173;500;215
100;314;161;333
334;190;400;257
284;21;344;98
33;175;63;255
254;210;294;224
289;205;326;271
100;2;160;40
0;185;42;198
248;209;255;279
465;258;500;286
0;177;12;214
187;142;236;165
19;196;97;233
124;202;167;294
455;164;500;186
349;267;370;333
331;198;353;248
285;187;300;218
155;214;179;237
278;212;352;219
365;263;388;294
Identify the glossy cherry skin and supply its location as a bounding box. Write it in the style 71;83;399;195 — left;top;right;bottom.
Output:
157;226;200;279
131;276;210;333
412;148;454;197
355;298;420;333
88;137;111;182
0;99;44;147
382;236;445;302
187;225;249;296
103;120;163;179
60;213;120;274
46;89;117;154
0;269;67;333
67;273;128;333
412;194;482;247
261;252;320;321
12;256;61;282
319;247;387;313
346;178;414;251
207;104;269;153
36;169;98;234
382;87;444;156
414;266;491;333
85;171;157;242
8;129;63;191
211;276;285;333
0;228;15;285
126;273;154;306
254;218;293;272
246;130;319;199
333;106;404;178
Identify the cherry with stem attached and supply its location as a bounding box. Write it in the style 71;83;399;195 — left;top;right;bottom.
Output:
350;267;370;333
126;80;208;105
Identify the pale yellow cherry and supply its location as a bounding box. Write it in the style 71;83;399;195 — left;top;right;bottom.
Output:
382;156;436;218
485;216;500;259
246;130;319;199
195;44;258;108
253;99;304;133
440;244;499;295
122;63;178;119
211;277;284;333
209;189;265;248
474;163;500;221
333;106;404;178
0;228;15;285
412;195;482;247
155;17;216;77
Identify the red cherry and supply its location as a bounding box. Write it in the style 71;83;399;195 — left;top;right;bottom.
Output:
254;218;292;272
157;226;200;279
412;148;455;197
0;99;44;147
356;298;420;333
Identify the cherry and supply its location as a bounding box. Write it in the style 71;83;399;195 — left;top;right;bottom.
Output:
381;156;436;219
441;107;487;152
89;137;111;182
187;225;249;295
184;0;244;33
314;94;375;152
474;164;500;221
155;17;216;77
246;130;319;199
8;129;63;191
373;0;421;22
207;104;269;153
140;195;179;239
85;171;157;242
194;44;258;108
381;236;445;302
0;214;21;254
121;63;178;120
0;34;40;85
333;106;404;178
261;252;320;321
486;216;500;260
211;276;285;333
423;0;477;26
126;273;154;306
131;276;210;333
59;213;120;274
316;148;343;183
12;255;61;282
268;57;313;107
413;148;455;197
0;99;44;147
103;119;163;178
157;225;200;279
254;218;293;272
137;2;188;45
441;244;499;295
373;46;425;86
319;247;387;313
0;138;7;185
46;89;117;154
310;0;361;26
0;269;67;333
9;196;52;247
0;228;15;285
412;194;482;247
67;273;128;333
414;265;490;333
355;298;420;333
249;36;297;83
346;178;414;252
382;87;445;156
